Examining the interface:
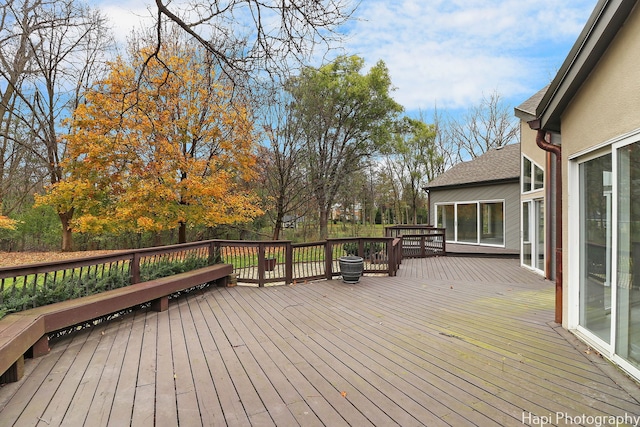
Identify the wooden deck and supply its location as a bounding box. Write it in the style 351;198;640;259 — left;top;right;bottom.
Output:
0;257;638;426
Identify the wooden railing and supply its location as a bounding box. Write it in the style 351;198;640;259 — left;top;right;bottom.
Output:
0;237;403;316
385;225;446;257
0;241;221;316
215;237;402;286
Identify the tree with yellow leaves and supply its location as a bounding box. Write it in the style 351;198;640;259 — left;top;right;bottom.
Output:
38;36;262;247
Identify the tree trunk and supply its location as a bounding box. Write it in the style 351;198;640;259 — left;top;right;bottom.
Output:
319;208;329;240
272;212;284;241
178;222;187;244
59;211;74;252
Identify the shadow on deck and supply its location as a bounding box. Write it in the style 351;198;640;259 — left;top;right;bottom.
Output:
0;257;638;426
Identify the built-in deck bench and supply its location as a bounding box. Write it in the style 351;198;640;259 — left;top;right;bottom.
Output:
0;263;233;383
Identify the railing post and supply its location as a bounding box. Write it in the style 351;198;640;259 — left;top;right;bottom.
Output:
285;241;293;284
257;243;266;287
386;239;395;276
421;235;426;258
325;240;334;280
131;253;141;284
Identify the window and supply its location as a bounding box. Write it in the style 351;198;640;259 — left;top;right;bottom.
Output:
436;204;454;241
457;203;478;243
522;199;544;273
436;201;505;246
522;155;544;193
480;202;504;245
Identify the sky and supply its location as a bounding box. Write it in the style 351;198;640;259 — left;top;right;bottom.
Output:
96;0;599;120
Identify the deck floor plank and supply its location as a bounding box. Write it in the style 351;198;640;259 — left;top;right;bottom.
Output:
130;311;157;427
1;257;639;426
17;331;94;426
191;295;251;427
216;290;320;426
59;320;120;426
154;302;178;427
108;310;147;426
83;313;138;426
169;300;202;426
230;288;364;427
180;295;227;426
0;335;77;426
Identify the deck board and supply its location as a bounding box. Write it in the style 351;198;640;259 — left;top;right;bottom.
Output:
1;257;639;426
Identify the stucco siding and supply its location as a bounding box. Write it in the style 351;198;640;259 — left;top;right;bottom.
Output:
562;3;640;157
521;123;547;168
429;182;520;250
559;2;640;329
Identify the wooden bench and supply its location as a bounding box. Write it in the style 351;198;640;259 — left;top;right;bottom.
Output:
0;263;233;383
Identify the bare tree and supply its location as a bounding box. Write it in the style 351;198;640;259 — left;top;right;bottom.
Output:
258;90;311;240
389;116;441;224
149;0;356;85
0;0;113;250
0;0;37;220
446;90;519;162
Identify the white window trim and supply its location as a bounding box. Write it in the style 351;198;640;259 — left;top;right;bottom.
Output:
521;154;544;195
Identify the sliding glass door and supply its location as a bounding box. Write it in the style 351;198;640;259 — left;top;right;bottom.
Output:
579;153;612;344
616;142;640;368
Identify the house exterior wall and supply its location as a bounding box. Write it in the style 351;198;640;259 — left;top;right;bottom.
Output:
429;182;520;250
562;3;640;157
560;2;640;327
555;2;640;382
520;122;547;171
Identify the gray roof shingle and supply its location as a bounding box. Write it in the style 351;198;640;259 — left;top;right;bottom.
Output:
425;143;520;189
514;86;548;121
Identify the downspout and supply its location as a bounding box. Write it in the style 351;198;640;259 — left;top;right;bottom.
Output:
545;151;553;280
529;120;562;324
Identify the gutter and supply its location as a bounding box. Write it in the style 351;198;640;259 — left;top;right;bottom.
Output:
529;119;563;324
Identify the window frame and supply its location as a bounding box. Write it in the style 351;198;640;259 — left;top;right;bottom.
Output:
522;154;544;193
435;199;506;247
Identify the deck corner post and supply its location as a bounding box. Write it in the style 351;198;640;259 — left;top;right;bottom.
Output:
131;253;141;284
325;240;334;280
257;244;266;287
285;242;293;284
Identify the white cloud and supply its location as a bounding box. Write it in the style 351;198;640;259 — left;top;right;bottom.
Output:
93;0;598;115
339;0;598;113
96;0;155;46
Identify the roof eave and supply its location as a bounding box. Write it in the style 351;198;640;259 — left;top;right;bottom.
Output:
424;177;520;192
536;0;637;132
